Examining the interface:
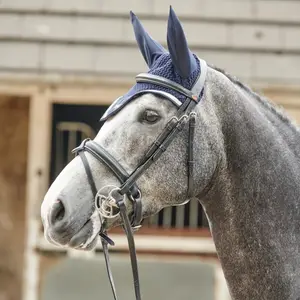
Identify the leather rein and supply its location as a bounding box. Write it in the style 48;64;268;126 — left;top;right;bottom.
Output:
71;60;207;300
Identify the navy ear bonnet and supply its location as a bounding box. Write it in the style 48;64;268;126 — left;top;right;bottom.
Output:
101;7;207;121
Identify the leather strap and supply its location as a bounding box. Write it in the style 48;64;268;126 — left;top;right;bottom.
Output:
187;112;196;198
101;238;119;300
78;148;142;300
116;196;141;300
73;139;143;227
70;58;207;300
136;73;198;101
78;151;97;197
191;58;207;100
76;150;119;300
73;100;196;300
136;58;207;104
73;139;140;198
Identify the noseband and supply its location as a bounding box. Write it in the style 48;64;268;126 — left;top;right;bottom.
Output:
72;59;207;300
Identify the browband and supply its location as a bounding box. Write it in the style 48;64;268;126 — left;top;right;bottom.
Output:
136;58;207;103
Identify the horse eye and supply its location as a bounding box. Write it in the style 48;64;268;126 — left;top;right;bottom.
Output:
143;110;160;124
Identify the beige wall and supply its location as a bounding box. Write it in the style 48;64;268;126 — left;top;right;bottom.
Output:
0;96;29;300
263;89;300;124
1;0;300;86
283;108;300;124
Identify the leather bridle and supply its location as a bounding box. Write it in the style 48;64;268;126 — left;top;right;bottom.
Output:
71;59;207;300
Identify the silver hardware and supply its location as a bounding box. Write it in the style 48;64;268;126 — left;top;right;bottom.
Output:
95;185;123;219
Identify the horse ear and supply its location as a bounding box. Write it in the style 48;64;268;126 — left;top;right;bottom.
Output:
130;11;167;68
167;6;197;78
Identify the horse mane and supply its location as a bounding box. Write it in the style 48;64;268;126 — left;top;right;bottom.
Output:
209;64;300;132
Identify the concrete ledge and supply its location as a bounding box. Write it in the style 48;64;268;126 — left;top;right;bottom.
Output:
36;233;217;254
1;0;300;25
0;13;299;52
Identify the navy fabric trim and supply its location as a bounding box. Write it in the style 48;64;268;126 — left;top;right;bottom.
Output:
100;90;181;121
100;54;207;122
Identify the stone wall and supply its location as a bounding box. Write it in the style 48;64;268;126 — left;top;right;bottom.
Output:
0;97;29;300
0;0;300;84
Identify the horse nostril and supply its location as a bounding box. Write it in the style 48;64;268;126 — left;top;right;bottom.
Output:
50;200;65;226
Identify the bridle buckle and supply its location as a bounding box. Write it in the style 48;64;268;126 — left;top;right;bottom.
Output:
132;224;142;231
95;186;123;219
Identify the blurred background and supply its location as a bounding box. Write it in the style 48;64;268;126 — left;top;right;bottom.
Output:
1;0;300;299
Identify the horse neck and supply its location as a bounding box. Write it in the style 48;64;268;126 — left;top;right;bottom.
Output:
201;68;300;300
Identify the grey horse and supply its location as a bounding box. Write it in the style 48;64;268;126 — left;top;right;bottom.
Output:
41;7;300;300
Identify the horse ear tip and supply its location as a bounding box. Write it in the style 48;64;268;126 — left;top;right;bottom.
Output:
168;6;180;29
169;5;176;17
130;11;136;21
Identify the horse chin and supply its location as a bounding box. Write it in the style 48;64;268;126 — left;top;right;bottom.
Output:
69;209;102;250
102;215;125;230
73;234;99;251
44;209;102;251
